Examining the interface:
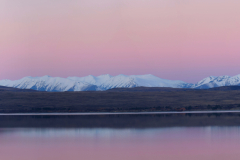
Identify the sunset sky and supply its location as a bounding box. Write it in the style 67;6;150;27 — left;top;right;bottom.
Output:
1;0;240;82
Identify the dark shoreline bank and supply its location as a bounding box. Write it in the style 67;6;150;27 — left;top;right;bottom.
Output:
1;86;240;113
1;112;240;128
1;110;240;115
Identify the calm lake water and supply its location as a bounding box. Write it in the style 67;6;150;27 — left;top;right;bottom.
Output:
1;113;240;160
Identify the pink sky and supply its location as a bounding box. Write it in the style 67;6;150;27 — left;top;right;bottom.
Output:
1;0;240;82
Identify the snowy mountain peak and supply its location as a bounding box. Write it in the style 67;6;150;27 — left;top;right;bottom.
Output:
97;74;112;78
194;76;217;86
2;74;240;92
193;75;240;89
0;76;97;92
70;74;190;90
25;76;33;78
232;74;240;79
0;74;191;91
42;75;51;78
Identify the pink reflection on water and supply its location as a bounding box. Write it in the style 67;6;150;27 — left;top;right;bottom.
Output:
0;128;240;160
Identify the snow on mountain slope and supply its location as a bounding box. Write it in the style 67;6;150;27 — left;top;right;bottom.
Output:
68;74;191;90
68;74;112;87
130;74;191;88
192;75;240;89
5;74;240;92
0;75;97;92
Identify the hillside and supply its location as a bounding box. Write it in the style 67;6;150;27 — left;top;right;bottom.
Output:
1;86;240;113
0;86;38;92
107;87;193;92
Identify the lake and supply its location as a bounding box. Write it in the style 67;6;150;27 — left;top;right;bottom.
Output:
1;112;240;160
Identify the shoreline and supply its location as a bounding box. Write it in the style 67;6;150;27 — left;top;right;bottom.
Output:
1;110;240;116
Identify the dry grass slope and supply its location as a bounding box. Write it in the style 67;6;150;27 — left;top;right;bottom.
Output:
1;86;240;113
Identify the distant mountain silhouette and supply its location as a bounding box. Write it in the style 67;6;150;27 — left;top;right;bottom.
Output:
1;74;240;92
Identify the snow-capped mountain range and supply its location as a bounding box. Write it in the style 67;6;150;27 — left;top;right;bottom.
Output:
0;75;98;92
1;74;240;92
0;74;189;92
192;75;240;89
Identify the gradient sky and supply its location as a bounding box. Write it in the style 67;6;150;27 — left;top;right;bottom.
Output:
1;0;240;82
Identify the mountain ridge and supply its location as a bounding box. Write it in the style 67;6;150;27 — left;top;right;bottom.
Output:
1;74;240;92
